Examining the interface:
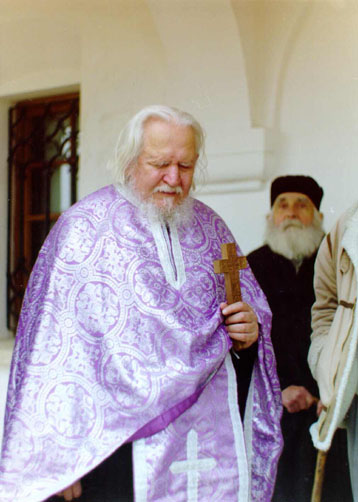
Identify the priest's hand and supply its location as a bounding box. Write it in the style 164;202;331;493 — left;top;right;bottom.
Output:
282;385;317;413
220;301;259;351
57;480;82;500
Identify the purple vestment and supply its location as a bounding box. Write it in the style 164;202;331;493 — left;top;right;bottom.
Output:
0;185;282;501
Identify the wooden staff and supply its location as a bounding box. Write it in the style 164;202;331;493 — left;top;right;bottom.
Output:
310;397;328;502
311;450;328;502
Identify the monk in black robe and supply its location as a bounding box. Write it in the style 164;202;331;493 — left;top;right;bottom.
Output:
248;175;352;502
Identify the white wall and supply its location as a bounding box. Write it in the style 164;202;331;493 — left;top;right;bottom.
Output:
79;0;267;199
0;12;80;97
231;0;358;239
276;1;358;231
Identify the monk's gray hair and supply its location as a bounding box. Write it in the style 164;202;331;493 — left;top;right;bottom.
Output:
109;105;207;188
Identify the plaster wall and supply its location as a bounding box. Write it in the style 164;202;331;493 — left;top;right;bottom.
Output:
276;1;358;230
231;0;358;238
78;0;266;200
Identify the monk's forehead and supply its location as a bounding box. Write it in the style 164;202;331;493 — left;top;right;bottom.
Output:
274;192;314;206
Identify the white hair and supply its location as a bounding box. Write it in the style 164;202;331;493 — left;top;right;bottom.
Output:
109;105;207;188
264;209;325;262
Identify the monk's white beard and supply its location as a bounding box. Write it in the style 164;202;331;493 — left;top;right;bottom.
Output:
123;181;194;227
264;212;324;261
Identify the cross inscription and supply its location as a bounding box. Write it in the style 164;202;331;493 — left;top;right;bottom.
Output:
213;242;248;304
170;429;216;502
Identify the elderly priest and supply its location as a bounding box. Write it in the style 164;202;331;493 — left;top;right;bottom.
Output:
0;105;282;502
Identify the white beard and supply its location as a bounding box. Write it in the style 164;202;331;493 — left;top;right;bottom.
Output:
264;212;324;261
121;181;194;227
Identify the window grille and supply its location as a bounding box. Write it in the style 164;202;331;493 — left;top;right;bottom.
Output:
7;93;79;331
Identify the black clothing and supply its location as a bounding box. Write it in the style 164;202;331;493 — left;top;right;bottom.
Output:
248;245;318;395
232;344;258;420
248;245;352;502
46;443;133;502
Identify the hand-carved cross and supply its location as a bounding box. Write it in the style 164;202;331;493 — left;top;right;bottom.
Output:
213;242;248;304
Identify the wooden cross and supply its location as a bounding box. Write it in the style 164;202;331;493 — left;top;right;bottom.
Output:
213;242;248;304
